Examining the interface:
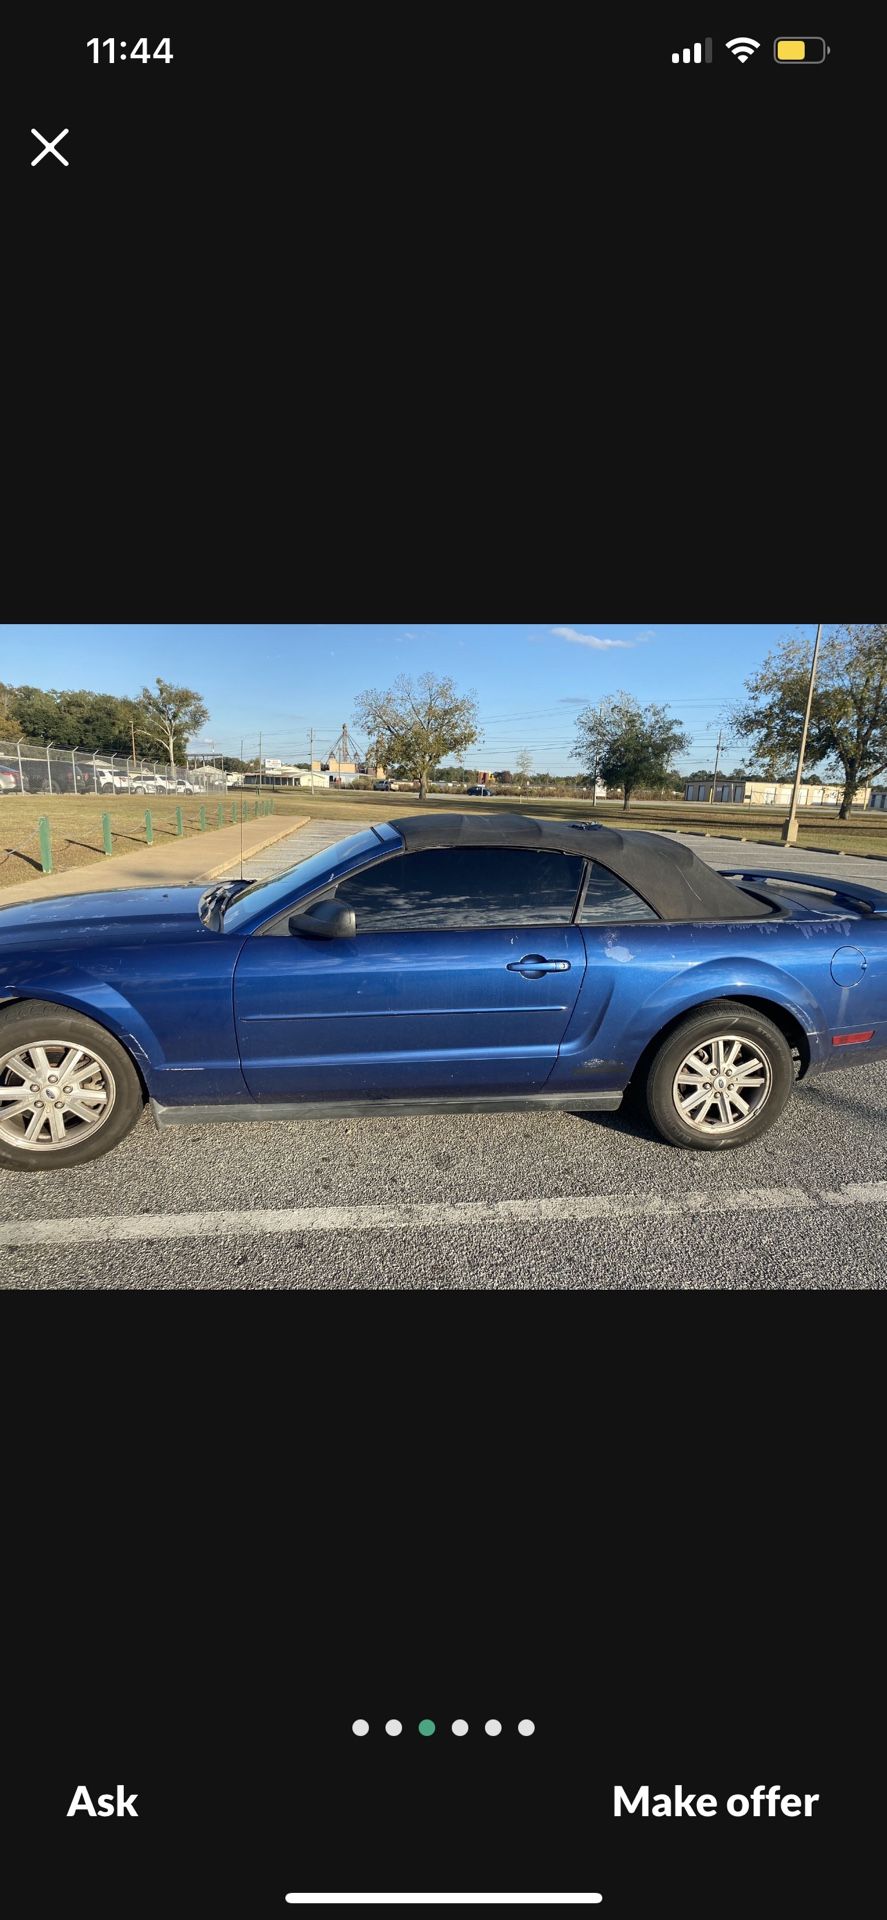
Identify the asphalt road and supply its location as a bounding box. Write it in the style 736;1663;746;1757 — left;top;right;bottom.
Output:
2;820;886;1289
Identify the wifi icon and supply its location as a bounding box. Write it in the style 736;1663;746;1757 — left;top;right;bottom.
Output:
726;37;760;62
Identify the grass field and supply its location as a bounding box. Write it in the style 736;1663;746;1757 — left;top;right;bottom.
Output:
0;790;300;890
3;786;887;890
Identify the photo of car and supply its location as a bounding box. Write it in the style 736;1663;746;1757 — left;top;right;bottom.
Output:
2;812;886;1169
466;784;492;796
0;765;29;794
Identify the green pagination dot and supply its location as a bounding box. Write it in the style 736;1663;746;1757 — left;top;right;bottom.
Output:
418;1719;436;1736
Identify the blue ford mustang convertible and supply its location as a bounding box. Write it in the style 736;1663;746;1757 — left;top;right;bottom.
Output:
1;812;886;1169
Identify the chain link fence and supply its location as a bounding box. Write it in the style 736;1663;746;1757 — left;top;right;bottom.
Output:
0;737;227;798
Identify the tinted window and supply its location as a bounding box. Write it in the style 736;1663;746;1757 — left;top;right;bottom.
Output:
579;860;658;923
332;847;585;932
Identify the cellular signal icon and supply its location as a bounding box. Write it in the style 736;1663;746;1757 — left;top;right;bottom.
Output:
672;40;713;63
726;37;761;61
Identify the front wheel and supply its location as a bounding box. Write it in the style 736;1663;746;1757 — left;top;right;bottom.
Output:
645;1002;794;1150
0;1002;145;1169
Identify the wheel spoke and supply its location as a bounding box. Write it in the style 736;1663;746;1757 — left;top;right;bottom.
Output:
3;1054;34;1083
724;1039;742;1069
716;1038;726;1073
29;1046;51;1076
0;1084;32;1101
733;1053;764;1080
66;1096;105;1123
25;1107;51;1142
716;1092;732;1124
57;1046;85;1081
47;1104;67;1142
728;1088;750;1116
0;1095;34;1120
680;1087;711;1113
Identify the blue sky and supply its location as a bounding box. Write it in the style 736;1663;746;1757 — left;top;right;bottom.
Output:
0;624;817;773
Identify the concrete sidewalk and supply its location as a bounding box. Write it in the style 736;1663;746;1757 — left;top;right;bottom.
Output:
0;816;309;906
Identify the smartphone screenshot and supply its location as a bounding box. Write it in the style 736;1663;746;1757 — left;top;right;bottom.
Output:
2;15;881;1920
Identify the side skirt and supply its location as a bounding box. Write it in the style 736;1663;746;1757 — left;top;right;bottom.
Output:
150;1091;623;1129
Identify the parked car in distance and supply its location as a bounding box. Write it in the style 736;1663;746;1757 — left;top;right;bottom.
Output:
0;765;29;794
467;784;492;797
175;779;196;794
21;761;91;795
4;813;887;1169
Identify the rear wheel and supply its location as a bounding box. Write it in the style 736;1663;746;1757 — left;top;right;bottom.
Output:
0;1002;144;1169
645;1001;793;1150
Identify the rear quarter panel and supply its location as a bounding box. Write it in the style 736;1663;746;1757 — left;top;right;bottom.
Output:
546;912;887;1093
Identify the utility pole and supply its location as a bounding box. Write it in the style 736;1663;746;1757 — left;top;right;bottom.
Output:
781;623;823;845
258;730;262;791
708;728;723;803
131;714;137;773
309;727;315;788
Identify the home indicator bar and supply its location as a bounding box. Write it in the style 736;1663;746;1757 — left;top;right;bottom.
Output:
284;1900;604;1908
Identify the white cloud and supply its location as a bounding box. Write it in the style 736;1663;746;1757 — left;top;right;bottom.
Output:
550;626;635;650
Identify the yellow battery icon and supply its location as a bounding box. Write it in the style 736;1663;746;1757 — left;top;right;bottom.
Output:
774;37;829;62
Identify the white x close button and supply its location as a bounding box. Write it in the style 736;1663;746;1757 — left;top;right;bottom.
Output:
31;129;69;167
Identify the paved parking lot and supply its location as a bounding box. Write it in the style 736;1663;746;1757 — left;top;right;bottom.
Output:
2;819;886;1288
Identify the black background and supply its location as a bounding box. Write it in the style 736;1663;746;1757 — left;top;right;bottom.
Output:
4;1319;881;1919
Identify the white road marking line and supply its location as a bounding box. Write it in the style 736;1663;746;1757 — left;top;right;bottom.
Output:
6;1180;887;1247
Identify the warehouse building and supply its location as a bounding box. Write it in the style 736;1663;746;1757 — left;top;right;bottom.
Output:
684;778;871;807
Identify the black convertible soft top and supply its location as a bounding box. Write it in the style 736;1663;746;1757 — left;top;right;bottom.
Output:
387;813;769;922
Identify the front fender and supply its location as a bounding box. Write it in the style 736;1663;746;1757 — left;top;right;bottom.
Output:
0;968;161;1068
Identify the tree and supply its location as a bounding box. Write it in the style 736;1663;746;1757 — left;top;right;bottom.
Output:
136;677;210;773
515;750;533;794
353;672;479;801
6;684;60;742
730;626;887;819
0;682;20;734
685;768;715;783
571;693;690;812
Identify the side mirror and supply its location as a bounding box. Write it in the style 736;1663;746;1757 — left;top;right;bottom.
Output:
288;898;356;940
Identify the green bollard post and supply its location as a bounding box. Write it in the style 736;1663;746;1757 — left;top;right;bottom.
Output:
217;804;224;828
101;811;113;855
175;806;184;836
38;815;53;874
199;805;207;831
145;809;154;846
231;802;236;823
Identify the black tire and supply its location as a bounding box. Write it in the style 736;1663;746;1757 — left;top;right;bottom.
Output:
0;1001;145;1170
644;1000;794;1151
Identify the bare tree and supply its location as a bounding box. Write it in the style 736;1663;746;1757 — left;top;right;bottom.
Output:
515;749;533;794
137;678;210;778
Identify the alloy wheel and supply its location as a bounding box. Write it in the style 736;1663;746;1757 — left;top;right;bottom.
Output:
671;1032;772;1134
0;1039;116;1152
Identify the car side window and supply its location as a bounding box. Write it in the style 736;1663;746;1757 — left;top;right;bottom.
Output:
578;860;658;923
330;846;586;932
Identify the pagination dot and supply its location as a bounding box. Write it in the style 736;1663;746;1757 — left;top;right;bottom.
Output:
352;1719;370;1736
484;1718;502;1736
451;1719;469;1735
518;1719;535;1736
385;1719;402;1736
418;1718;436;1736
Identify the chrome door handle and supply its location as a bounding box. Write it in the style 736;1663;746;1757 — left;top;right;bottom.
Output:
507;955;571;979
